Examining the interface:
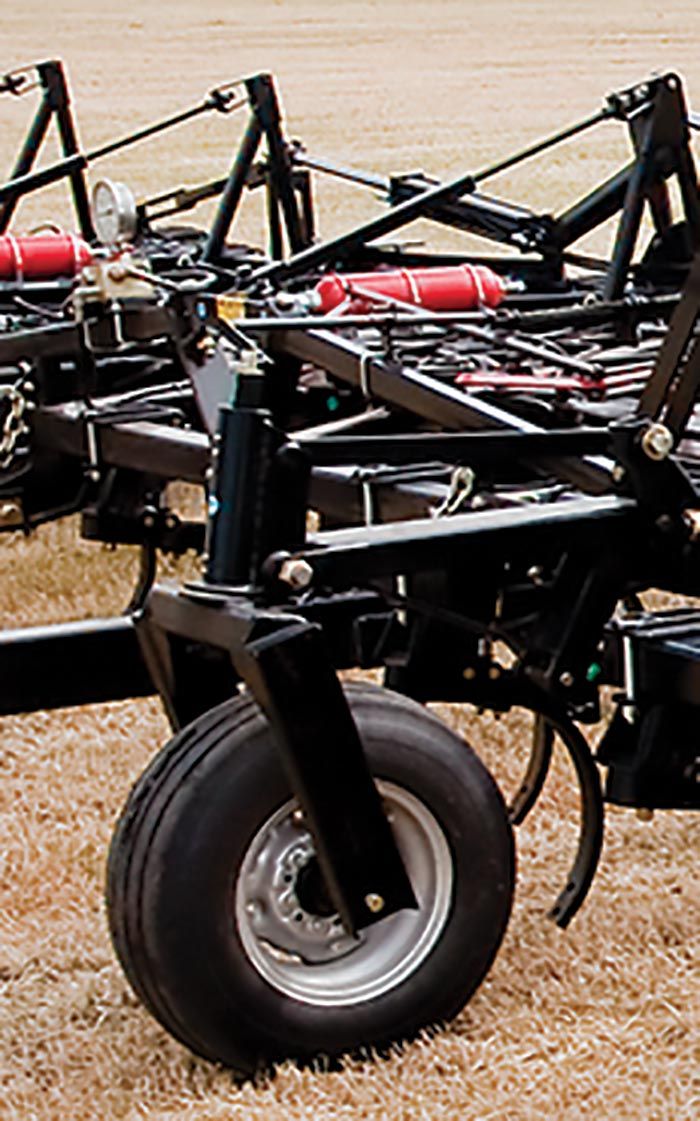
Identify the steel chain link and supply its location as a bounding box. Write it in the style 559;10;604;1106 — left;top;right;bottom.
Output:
0;383;28;470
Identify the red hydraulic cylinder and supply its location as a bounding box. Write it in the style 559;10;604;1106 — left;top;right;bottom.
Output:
0;234;93;281
311;264;507;314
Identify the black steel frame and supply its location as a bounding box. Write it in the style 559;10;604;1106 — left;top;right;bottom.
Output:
2;65;700;943
0;59;313;264
131;240;700;932
266;72;700;302
0;59;93;237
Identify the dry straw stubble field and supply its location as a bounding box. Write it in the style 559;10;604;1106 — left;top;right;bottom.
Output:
0;2;698;1118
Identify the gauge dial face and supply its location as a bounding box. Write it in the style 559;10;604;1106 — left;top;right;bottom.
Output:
91;179;138;246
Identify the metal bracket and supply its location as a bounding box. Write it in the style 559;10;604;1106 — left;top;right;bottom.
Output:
241;619;418;935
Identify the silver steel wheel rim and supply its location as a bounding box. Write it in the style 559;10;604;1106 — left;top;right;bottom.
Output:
235;779;453;1006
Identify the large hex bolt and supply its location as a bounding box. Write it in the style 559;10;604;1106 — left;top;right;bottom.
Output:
278;557;314;590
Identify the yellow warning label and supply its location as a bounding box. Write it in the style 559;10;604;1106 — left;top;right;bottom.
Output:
216;293;246;323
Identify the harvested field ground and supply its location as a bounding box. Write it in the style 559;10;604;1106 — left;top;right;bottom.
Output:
0;2;699;1118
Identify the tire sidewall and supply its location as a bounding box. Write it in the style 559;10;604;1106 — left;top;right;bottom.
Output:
126;688;514;1068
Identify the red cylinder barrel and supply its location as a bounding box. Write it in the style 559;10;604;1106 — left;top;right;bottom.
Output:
312;264;506;314
0;234;93;281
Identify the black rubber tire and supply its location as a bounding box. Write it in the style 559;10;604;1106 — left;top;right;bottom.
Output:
106;682;514;1075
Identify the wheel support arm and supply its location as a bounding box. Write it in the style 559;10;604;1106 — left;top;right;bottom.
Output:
241;620;419;935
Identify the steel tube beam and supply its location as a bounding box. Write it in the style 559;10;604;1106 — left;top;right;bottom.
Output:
272;326;613;492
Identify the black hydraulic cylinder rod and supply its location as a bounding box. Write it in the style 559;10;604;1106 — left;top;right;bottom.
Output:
142;175;229;220
391;178;541;246
252;167;483;281
297;155;543;247
201;114;263;263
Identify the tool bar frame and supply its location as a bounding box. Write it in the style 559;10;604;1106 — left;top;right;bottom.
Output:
0;62;312;263
254;72;700;300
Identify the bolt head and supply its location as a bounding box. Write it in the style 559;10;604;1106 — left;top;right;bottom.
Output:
0;501;21;523
641;422;674;462
365;893;385;914
278;557;313;590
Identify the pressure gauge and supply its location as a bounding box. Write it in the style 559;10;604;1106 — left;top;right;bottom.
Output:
91;178;138;246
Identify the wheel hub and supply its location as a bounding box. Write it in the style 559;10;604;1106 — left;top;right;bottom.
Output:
236;780;453;1006
241;820;360;965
